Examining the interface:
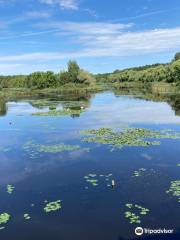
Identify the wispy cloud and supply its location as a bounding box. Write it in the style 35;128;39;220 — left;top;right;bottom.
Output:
24;10;52;19
0;22;180;64
0;0;14;6
40;0;79;10
113;8;180;21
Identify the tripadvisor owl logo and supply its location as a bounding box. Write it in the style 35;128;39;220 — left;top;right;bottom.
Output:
135;227;144;236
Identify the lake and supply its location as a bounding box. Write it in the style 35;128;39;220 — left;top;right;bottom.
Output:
0;89;180;240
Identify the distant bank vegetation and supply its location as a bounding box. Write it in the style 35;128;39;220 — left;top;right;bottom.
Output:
0;53;180;90
95;52;180;86
0;60;95;89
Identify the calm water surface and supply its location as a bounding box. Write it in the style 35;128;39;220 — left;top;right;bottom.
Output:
0;91;180;240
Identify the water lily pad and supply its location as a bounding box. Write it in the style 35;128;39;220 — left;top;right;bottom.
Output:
23;140;81;158
133;168;146;177
24;213;31;220
166;180;180;202
0;213;10;228
81;127;180;149
44;200;62;213
7;184;14;194
124;204;149;224
84;173;113;188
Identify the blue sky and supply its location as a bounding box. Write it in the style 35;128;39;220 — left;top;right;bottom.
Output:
0;0;180;75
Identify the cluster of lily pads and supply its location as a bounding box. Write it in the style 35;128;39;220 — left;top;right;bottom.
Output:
133;168;146;177
0;198;62;230
23;140;81;158
44;200;62;213
125;203;150;224
24;214;31;220
84;173;113;188
166;180;180;203
32;108;85;117
7;184;14;194
80;127;180;149
0;213;10;230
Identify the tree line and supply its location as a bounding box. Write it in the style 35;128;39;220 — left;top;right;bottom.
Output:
1;53;180;89
0;61;95;89
95;53;180;85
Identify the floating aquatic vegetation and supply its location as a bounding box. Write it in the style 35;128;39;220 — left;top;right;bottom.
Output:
7;184;14;194
84;173;113;188
125;212;141;224
133;168;146;177
80;127;180;149
37;144;80;153
166;180;180;203
44;200;62;213
0;213;10;229
23;140;81;158
32;108;85;117
126;204;133;208
125;204;149;224
24;213;31;220
177;164;180;167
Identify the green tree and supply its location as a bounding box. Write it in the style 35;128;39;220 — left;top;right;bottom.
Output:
77;70;95;85
67;60;80;83
174;52;180;61
45;71;57;87
58;71;69;85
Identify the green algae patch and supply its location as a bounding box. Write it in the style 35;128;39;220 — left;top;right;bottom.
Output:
80;127;180;149
23;140;81;158
125;204;149;224
44;200;62;213
0;213;10;229
32;108;85;117
177;164;180;167
133;168;146;177
166;180;180;203
24;213;31;220
7;184;14;194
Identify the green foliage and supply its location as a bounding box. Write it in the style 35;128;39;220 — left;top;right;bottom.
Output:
96;52;180;85
174;52;180;61
77;70;95;85
0;60;96;89
27;71;58;89
67;60;80;83
58;70;69;84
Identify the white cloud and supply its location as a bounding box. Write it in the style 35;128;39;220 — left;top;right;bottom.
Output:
113;9;175;21
40;0;79;10
0;22;180;64
24;10;52;18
